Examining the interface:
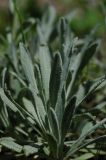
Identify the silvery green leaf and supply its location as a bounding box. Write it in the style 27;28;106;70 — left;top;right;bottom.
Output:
67;39;99;99
2;68;7;89
77;135;106;154
65;118;106;158
39;44;51;102
23;97;38;121
55;18;74;126
0;137;22;153
23;145;38;156
20;43;46;133
76;75;106;108
8;43;19;73
49;108;60;142
29;84;46;131
88;75;106;92
80;122;93;137
0;68;9;127
9;0;15;14
10;71;26;87
76;84;85;106
66;135;106;159
38;6;56;43
58;17;72;62
15;126;28;137
19;43;38;92
0;88;18;112
0;89;36;120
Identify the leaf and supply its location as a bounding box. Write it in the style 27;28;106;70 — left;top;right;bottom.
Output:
10;71;26;87
49;108;60;142
39;44;51;101
65;118;106;158
23;145;38;156
29;84;46;132
2;68;7;88
20;43;46;133
8;43;19;73
49;52;62;109
67;38;99;99
37;6;56;43
89;101;106;112
76;84;85;106
34;64;44;101
78;43;98;73
58;17;72;62
66;71;72;90
15;126;28;137
89;76;106;92
76;75;106;108
80;122;93;136
0;68;9;128
76;135;106;153
61;96;76;139
46;132;58;159
58;18;73;86
9;0;15;14
23;97;38;120
0;137;22;153
55;18;74;126
19;43;38;92
0;88;18;112
74;153;94;160
0;89;37;121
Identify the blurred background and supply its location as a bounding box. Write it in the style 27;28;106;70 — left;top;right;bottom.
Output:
0;0;106;33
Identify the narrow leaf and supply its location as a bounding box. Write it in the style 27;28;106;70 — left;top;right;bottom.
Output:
20;43;46;133
49;108;60;142
66;118;106;158
39;44;51;101
23;145;38;156
49;52;62;108
0;137;22;153
0;88;18;112
61;96;76;139
67;40;98;99
23;97;38;120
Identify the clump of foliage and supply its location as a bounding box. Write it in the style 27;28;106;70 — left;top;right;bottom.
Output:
0;2;106;160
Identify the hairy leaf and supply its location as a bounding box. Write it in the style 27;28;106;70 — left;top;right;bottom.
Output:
49;108;60;142
0;137;22;153
39;44;51;102
49;52;62;108
61;96;76;139
66;118;106;158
